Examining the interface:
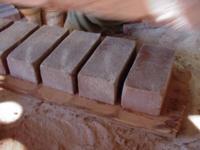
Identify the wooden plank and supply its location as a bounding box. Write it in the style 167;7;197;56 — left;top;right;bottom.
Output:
78;37;136;104
122;45;175;116
0;21;38;75
0;66;188;138
40;30;101;94
7;25;67;83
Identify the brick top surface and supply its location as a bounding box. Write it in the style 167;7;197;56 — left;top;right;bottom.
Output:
0;4;15;12
8;25;67;63
42;30;100;74
0;4;12;8
79;37;136;82
0;18;12;28
0;21;38;55
125;45;175;91
0;8;19;17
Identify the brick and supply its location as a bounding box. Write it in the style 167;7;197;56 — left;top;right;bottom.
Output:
0;8;21;21
0;21;38;74
0;18;12;31
0;4;12;8
40;30;100;94
7;25;67;83
78;37;136;104
0;4;15;13
121;45;175;116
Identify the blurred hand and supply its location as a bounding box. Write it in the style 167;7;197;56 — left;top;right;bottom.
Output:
1;0;200;29
178;0;200;29
147;0;200;29
0;0;150;20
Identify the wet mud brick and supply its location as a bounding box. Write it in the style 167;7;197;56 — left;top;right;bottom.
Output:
7;25;67;83
78;37;136;104
40;30;100;94
0;21;38;75
0;18;12;31
0;8;21;21
122;45;175;116
0;4;14;9
0;4;15;13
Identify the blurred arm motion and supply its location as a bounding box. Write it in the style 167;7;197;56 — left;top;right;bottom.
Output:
1;0;200;29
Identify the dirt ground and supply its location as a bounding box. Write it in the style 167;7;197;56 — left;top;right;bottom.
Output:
0;24;200;150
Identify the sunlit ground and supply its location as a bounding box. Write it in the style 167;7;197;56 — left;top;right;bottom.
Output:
188;115;200;131
0;138;26;150
0;101;23;124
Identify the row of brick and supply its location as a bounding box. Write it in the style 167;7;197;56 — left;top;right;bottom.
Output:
0;19;175;116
